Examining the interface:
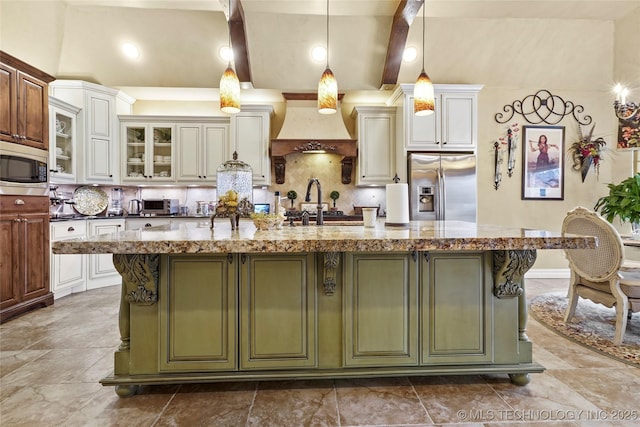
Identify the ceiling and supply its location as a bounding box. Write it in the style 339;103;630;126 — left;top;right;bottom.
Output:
1;0;639;102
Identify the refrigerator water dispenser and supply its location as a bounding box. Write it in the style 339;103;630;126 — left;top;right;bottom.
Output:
418;186;435;213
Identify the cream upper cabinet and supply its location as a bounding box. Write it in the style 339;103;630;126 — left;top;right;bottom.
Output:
352;106;397;186
393;84;483;152
176;119;229;185
50;80;133;185
49;97;80;184
120;117;175;183
230;105;273;186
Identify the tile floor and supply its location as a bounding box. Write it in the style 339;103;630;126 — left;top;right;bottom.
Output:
1;278;639;426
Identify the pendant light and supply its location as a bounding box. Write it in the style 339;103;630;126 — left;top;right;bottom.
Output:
414;2;434;116
318;0;337;114
220;0;240;114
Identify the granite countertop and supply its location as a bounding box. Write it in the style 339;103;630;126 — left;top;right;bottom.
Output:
51;219;597;254
49;214;211;222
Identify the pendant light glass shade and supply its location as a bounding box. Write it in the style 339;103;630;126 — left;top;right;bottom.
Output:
318;67;337;114
318;0;337;115
414;3;434;116
220;65;240;114
414;69;435;116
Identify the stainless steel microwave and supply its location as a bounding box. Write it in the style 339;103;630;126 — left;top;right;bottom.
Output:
141;199;180;215
0;141;48;196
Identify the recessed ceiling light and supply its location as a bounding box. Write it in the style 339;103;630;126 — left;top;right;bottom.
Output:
219;45;233;62
403;47;417;62
122;42;139;59
311;46;326;62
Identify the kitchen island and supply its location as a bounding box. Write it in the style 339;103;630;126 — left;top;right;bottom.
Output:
52;219;596;397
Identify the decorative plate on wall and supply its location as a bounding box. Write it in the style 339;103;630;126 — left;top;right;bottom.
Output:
73;186;109;216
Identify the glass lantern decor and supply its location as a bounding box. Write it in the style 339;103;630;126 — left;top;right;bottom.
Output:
216;151;253;202
213;152;254;229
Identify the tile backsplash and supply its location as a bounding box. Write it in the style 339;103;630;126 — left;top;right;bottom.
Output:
52;152;390;216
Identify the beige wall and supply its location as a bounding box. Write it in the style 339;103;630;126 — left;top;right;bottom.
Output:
3;5;638;271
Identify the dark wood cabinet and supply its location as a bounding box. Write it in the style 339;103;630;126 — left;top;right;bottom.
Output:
0;195;53;322
0;51;54;150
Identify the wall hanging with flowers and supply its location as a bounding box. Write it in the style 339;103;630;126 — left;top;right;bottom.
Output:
569;124;606;181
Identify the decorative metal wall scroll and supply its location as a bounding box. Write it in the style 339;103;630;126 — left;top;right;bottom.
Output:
495;89;592;126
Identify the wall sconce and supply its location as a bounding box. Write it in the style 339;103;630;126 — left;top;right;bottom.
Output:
613;84;638;120
614;99;639;121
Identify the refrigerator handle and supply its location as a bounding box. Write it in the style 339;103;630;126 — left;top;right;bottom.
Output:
439;168;446;220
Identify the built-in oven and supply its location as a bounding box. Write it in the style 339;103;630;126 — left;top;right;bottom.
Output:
0;141;48;195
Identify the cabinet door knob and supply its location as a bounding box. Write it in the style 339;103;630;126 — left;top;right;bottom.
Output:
14;199;25;205
442;141;447;145
20;135;26;140
67;227;75;232
145;223;152;227
13;218;21;222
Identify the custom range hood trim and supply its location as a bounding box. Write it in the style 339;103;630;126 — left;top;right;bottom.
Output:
271;94;357;184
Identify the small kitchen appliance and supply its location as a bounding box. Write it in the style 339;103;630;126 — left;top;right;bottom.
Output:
141;198;179;215
108;188;124;216
128;199;141;215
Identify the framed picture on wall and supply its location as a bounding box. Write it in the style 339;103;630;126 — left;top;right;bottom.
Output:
522;125;565;200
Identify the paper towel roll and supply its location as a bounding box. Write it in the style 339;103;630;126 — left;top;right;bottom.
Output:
385;183;409;226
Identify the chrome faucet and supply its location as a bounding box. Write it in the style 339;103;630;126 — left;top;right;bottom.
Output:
305;178;323;225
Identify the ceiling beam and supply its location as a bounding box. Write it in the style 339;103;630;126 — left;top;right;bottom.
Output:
227;0;252;85
380;0;424;90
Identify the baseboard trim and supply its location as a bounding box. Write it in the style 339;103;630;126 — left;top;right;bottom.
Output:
524;269;570;279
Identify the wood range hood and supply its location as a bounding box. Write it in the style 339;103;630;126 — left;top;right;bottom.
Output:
270;95;357;184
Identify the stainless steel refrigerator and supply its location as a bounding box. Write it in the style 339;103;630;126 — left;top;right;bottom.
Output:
408;152;477;222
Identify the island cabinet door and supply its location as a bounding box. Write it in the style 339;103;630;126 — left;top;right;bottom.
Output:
159;254;237;372
421;252;493;364
343;252;419;367
240;253;317;370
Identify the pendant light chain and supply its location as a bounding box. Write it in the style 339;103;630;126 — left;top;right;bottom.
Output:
421;0;425;72
228;0;232;67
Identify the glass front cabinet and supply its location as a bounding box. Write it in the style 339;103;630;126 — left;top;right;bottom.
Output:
121;120;175;183
49;97;80;184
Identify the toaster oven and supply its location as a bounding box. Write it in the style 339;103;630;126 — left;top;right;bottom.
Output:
141;199;179;215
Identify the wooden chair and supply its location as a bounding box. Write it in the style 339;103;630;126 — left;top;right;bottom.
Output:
562;206;640;345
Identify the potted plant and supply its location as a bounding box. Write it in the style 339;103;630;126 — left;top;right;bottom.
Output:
329;191;340;210
594;173;640;237
286;190;297;210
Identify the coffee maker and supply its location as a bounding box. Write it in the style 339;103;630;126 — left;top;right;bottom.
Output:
108;188;124;216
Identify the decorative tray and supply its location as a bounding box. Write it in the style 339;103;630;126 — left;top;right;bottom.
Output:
73;186;109;216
